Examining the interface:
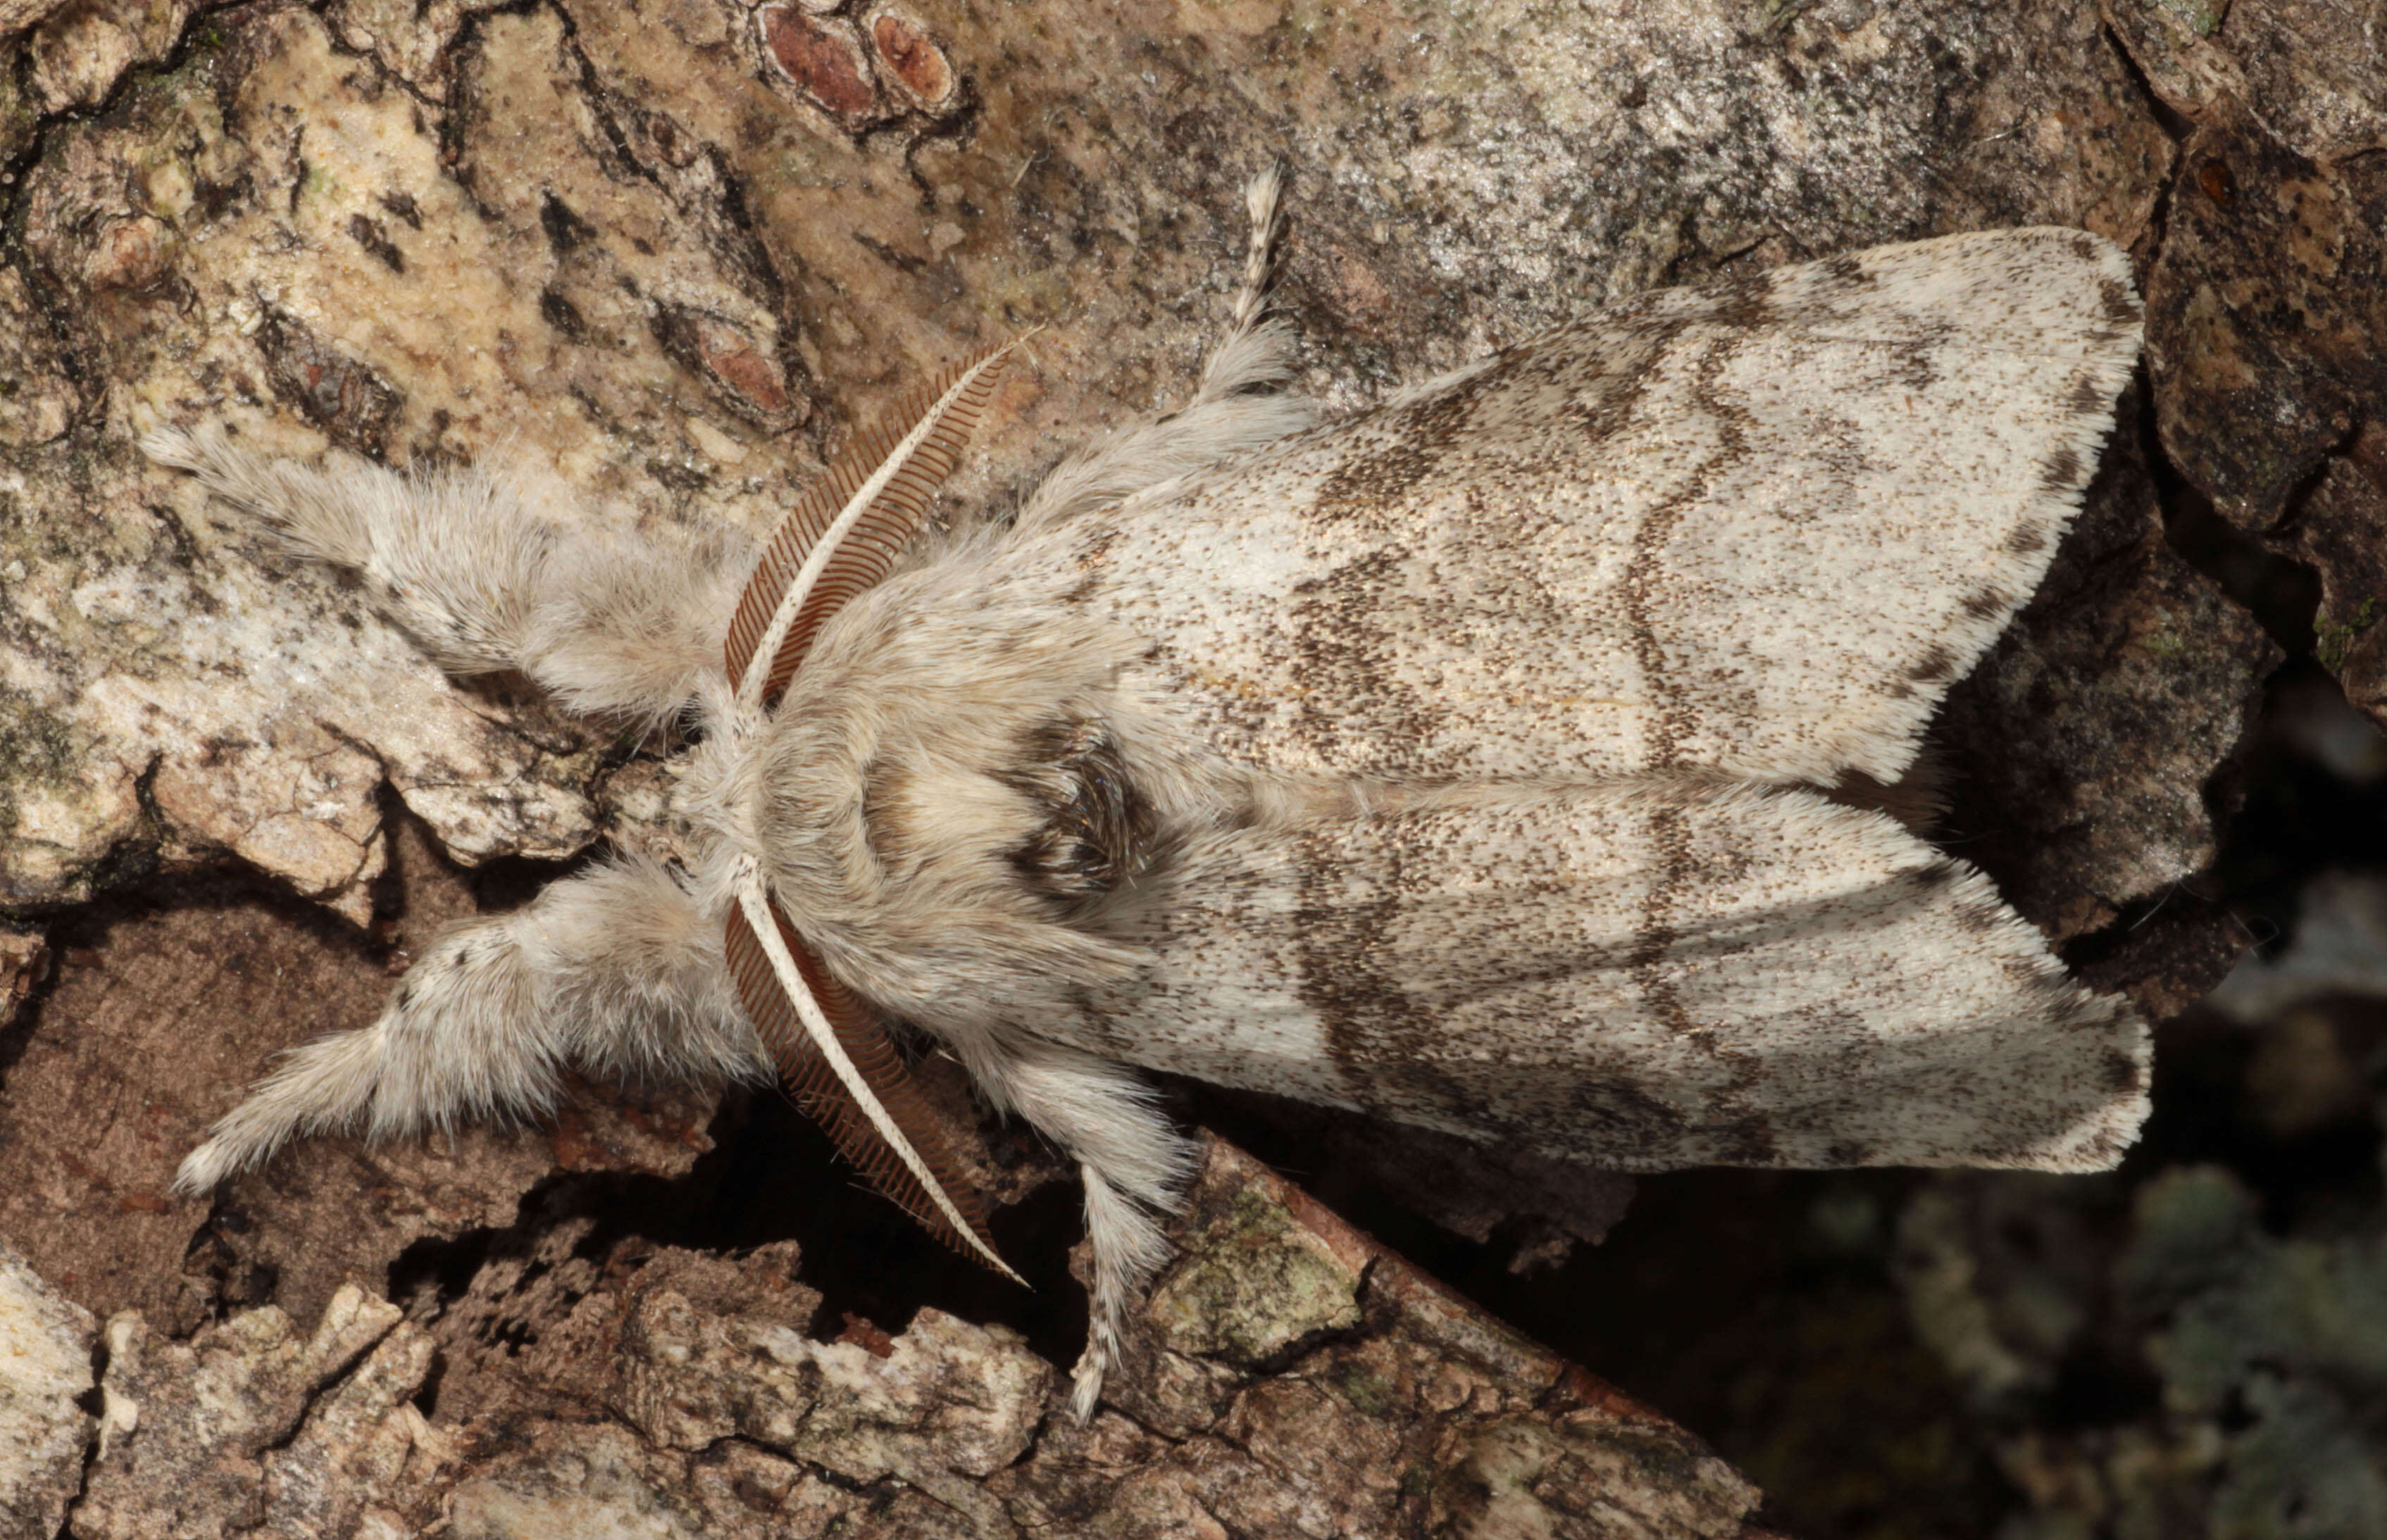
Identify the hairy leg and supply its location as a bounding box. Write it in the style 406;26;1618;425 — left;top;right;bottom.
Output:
949;1032;1195;1419
174;855;757;1194
143;427;746;727
1014;164;1311;536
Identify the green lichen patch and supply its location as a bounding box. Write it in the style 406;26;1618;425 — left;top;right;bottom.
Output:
1330;1360;1395;1417
0;46;32;168
0;686;93;902
0;686;77;822
1147;1187;1363;1366
2131;1166;2387;1403
2317;599;2378;674
1433;1415;1755;1533
2117;1166;2387;1535
2129;1170;2387;1528
2154;0;2231;39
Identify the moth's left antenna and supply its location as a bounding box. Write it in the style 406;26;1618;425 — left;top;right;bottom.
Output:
724;884;1018;1278
726;337;1023;709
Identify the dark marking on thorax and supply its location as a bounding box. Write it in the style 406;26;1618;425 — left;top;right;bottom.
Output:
997;717;1159;912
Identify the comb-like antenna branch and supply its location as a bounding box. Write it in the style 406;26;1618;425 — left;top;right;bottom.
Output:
732;339;1023;708
732;877;1023;1282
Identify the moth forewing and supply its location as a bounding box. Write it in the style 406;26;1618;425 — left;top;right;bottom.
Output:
1042;776;2147;1173
1085;228;2145;791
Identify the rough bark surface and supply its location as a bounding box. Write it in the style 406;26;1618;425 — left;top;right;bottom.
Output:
51;1144;1769;1539
0;1242;91;1540
0;0;2360;1533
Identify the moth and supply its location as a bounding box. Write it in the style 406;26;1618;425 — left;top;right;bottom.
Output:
149;171;2151;1417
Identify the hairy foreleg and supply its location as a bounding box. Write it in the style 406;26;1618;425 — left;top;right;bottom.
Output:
175;855;756;1194
950;1033;1195;1420
143;427;745;727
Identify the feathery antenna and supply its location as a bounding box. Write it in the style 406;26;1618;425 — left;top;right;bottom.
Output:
725;882;1018;1279
727;338;1022;708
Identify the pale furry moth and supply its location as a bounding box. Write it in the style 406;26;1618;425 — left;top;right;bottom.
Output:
147;170;2151;1417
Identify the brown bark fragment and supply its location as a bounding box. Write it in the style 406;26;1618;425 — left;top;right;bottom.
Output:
2103;0;2387;162
1941;397;2281;943
2143;112;2387;532
758;6;881;120
2288;424;2387;729
868;8;956;111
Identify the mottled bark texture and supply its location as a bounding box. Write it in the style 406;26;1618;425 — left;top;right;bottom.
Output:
0;0;2354;1532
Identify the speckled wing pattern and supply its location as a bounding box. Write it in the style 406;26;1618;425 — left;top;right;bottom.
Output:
1059;229;2151;1171
1096;228;2144;789
1071;777;2140;1170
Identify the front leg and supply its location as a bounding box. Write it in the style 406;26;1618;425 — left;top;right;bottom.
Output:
175;854;756;1194
143;427;746;727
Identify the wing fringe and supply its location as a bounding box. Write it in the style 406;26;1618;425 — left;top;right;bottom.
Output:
724;896;1015;1279
725;338;1021;704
